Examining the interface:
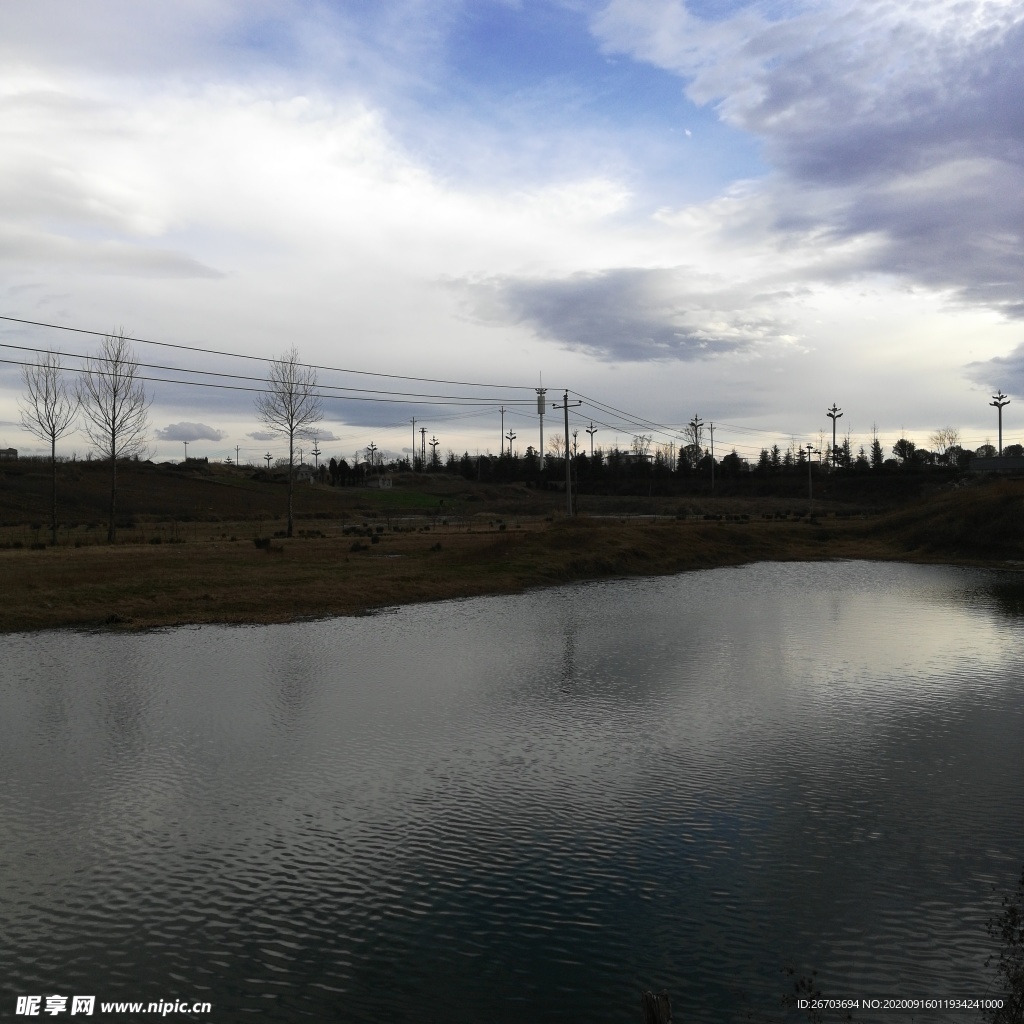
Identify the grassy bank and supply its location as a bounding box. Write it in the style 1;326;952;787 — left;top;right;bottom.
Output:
3;474;1022;634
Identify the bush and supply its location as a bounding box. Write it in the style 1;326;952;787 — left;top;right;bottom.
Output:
253;537;271;549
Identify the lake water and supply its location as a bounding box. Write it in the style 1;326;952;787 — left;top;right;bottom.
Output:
2;561;1023;1023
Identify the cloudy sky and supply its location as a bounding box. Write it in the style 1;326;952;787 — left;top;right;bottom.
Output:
1;0;1022;464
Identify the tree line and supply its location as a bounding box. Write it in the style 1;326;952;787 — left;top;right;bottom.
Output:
16;337;1010;543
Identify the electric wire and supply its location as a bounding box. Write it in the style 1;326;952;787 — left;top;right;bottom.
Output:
0;315;534;391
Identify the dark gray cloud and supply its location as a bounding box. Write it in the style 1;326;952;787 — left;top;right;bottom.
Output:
965;344;1024;396
595;0;1024;319
468;266;795;361
156;421;227;442
247;430;277;441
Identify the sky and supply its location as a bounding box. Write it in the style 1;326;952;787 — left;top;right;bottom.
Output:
1;0;1023;465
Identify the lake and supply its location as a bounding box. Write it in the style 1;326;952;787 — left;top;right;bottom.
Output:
2;561;1023;1022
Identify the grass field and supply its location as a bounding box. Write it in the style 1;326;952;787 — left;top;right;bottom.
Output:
2;459;1022;632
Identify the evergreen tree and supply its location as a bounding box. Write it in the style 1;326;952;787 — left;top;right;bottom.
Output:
870;438;884;469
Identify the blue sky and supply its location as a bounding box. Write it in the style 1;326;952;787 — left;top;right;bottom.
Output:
1;0;1023;464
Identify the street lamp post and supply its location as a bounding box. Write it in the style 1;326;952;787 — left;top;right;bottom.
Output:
826;404;843;468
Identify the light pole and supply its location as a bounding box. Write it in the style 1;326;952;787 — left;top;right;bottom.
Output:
366;442;377;471
506;429;516;455
586;422;597;457
265;452;272;469
990;391;1010;456
805;443;820;509
312;443;321;469
826;404;843;468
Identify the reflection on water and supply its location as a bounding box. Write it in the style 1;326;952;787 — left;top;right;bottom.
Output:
2;561;1023;1022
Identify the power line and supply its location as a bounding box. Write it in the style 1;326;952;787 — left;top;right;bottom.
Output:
0;356;522;406
0;341;534;405
0;314;535;391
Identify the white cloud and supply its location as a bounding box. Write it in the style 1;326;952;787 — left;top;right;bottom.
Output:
156;421;226;442
593;0;1024;319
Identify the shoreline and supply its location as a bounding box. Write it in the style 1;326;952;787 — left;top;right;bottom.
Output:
3;514;1015;634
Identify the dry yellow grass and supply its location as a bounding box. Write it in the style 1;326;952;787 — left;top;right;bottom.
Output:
0;515;899;633
5;478;1023;633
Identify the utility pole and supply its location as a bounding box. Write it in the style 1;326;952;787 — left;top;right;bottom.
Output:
411;418;416;471
366;442;377;471
265;452;272;469
552;390;582;515
183;440;188;461
709;422;715;494
312;442;321;469
506;429;516;455
298;446;304;465
420;427;426;468
990;391;1010;456
536;379;547;471
500;406;506;456
688;413;704;477
826;403;843;468
235;445;240;466
429;435;440;469
586;422;597;457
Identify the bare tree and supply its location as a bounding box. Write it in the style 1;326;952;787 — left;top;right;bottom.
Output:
547;433;565;459
631;434;652;461
77;330;150;543
255;346;322;538
930;426;961;464
19;349;78;545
